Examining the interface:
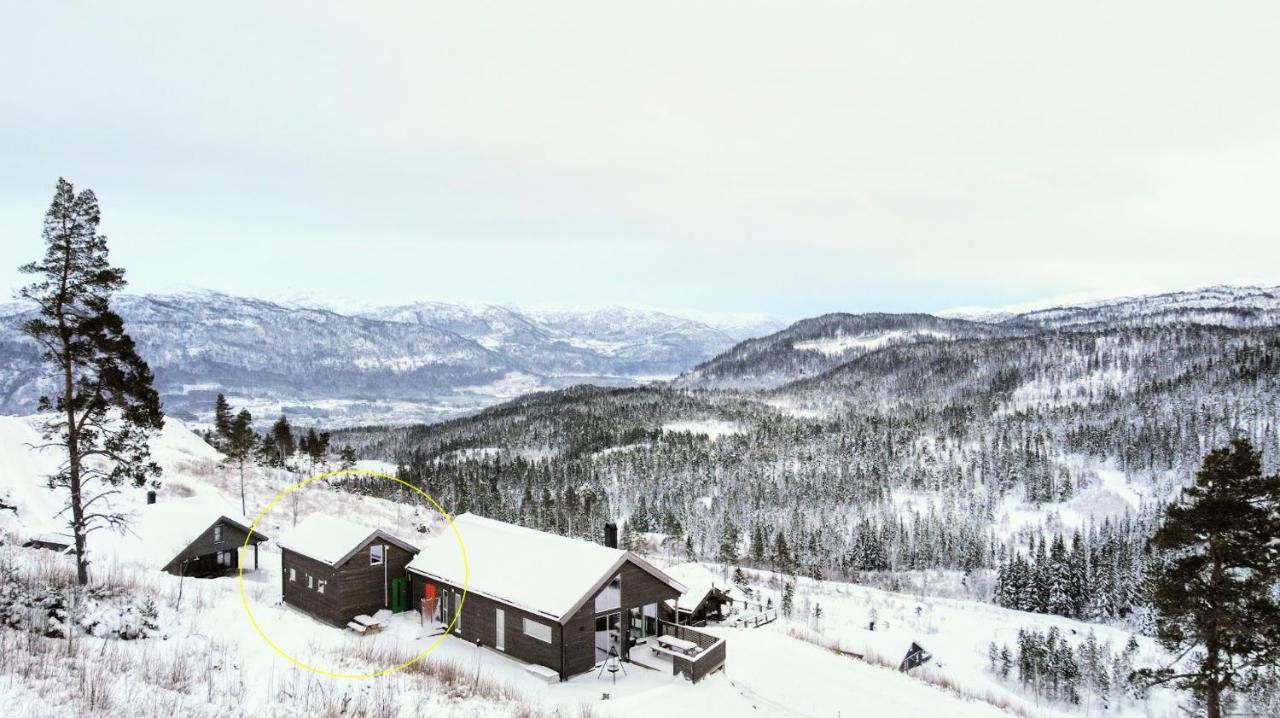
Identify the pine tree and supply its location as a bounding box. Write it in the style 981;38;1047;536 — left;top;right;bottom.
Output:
18;178;164;586
781;581;795;618
269;416;295;468
619;519;638;551
1048;533;1071;616
213;393;232;446
749;524;766;564
338;446;357;470
224;409;256;515
772;533;794;575
1141;439;1280;718
717;520;740;566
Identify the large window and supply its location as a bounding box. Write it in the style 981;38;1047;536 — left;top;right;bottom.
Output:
370;544;385;565
630;603;658;638
594;574;621;612
216;550;232;567
523;618;552;643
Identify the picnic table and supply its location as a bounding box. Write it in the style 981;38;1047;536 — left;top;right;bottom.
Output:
654;635;701;656
348;614;384;634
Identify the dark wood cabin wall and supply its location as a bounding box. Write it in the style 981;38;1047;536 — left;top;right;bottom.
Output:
332;539;415;619
409;573;566;676
280;549;344;626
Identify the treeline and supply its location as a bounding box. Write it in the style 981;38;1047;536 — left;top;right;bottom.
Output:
989;628;1145;708
994;518;1155;621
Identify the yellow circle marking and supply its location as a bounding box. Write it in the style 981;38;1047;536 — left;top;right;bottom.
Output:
237;468;468;679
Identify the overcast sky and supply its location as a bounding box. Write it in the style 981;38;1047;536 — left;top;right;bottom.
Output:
2;2;1277;320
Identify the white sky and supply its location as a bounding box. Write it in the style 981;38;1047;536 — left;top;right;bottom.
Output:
2;2;1277;320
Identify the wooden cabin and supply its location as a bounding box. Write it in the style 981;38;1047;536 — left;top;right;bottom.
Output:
161;514;269;578
106;498;269;578
406;513;687;680
278;514;420;627
661;562;739;626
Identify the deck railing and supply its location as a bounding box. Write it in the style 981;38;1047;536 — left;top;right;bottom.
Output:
656;620;727;683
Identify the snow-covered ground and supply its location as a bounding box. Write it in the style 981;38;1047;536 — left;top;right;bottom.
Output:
661;420;742;439
0;413;1189;717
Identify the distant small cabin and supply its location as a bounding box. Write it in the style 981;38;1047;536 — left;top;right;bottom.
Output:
661;562;740;626
109;498;269;578
162;513;269;578
406;513;688;681
278;514;420;627
23;532;74;553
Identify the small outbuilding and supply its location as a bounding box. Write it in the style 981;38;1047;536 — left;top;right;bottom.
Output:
107;497;269;578
406;513;689;680
278;514;420;627
661;562;740;626
22;532;74;553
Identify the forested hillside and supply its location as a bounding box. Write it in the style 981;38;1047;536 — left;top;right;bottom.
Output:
335;291;1280;626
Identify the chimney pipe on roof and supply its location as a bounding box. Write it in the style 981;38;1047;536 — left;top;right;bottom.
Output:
604;522;618;549
146;490;157;505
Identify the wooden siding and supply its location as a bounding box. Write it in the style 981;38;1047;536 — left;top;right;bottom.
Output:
618;561;680;611
281;549;344;626
661;621;727;683
409;573;568;675
409;556;680;680
562;600;598;677
282;538;416;627
163;518;264;576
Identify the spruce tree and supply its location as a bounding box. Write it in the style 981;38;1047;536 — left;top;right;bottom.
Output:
1141;439;1280;718
18;178;164;586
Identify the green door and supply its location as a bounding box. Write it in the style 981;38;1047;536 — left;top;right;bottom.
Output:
391;577;408;613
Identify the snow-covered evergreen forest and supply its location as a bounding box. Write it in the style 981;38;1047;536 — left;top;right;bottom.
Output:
332;305;1280;629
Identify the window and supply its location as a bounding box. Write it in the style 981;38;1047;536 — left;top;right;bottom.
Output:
595;573;621;612
212;525;224;543
307;574;314;590
370;544;385;566
523;618;552;643
289;568;296;582
317;579;327;594
216;550;232;567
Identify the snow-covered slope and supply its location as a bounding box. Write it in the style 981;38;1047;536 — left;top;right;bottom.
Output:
675;313;1021;390
0;415;1085;718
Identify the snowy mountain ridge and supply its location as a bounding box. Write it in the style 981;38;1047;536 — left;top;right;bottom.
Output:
0;290;753;427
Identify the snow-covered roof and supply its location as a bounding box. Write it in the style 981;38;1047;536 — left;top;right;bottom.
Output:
277;513;419;566
406;513;686;622
93;496;265;570
662;562;737;612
